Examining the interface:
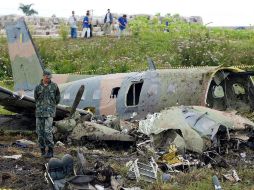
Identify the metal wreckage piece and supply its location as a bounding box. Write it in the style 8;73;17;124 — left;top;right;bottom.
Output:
127;157;158;183
223;169;241;182
45;149;114;190
212;175;222;190
138;106;254;154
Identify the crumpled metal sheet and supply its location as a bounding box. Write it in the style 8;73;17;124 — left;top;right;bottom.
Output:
69;121;135;142
138;106;254;153
138;107;204;153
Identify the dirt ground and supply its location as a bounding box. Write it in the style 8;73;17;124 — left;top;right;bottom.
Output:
0;134;54;189
0;133;254;190
0;134;138;190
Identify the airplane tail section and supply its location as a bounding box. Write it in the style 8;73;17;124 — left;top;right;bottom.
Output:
5;19;43;92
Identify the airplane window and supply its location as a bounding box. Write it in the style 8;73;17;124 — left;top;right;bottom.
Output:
93;89;100;100
111;87;120;98
212;85;224;98
232;83;245;95
126;81;143;106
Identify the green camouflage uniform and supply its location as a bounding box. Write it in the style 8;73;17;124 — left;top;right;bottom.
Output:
34;80;60;148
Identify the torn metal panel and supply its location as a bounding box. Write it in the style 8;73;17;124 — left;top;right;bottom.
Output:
138;106;254;153
223;170;241;182
152;130;187;154
127;158;158;183
138;107;204;153
69;121;135;142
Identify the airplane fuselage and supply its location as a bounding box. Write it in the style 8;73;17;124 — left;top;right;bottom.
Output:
54;66;254;119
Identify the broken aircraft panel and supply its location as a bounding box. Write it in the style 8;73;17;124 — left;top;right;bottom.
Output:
138;106;254;153
69;121;135;142
1;19;254;120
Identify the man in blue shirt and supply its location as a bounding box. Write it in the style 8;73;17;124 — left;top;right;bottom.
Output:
118;14;127;38
82;12;90;38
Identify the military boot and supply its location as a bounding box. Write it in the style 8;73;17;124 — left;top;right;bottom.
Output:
44;147;54;158
40;148;46;157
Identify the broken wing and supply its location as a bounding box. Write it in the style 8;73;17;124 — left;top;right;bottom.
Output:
0;86;71;119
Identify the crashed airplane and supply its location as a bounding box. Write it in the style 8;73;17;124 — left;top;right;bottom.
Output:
1;19;254;120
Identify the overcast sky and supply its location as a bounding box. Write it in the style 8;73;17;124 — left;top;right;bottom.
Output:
0;0;254;26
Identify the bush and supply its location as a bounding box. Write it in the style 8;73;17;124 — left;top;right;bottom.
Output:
59;23;69;40
173;32;228;66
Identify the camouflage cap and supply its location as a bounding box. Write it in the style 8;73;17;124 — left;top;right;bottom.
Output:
43;69;52;78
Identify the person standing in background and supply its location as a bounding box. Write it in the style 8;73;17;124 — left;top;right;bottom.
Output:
118;14;127;38
103;9;113;35
86;10;93;38
82;11;90;38
68;11;77;38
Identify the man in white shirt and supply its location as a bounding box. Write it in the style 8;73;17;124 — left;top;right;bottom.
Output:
103;9;113;35
69;11;78;38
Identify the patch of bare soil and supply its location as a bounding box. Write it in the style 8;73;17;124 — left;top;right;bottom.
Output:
0;135;69;190
0;150;48;189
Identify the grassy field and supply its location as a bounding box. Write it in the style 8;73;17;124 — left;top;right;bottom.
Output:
1;17;254;80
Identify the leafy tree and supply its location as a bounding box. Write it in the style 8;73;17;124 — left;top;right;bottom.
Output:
19;3;38;16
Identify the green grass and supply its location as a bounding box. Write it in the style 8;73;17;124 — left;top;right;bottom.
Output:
1;18;254;79
142;166;254;190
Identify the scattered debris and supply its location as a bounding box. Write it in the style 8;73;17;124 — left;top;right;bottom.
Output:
159;145;182;165
104;115;121;131
212;175;222;190
202;151;229;168
13;139;36;148
1;104;254;189
95;184;104;190
138;106;254;153
69;121;135;142
111;176;122;190
223;169;241;182
127;157;158;183
55;141;65;147
161;173;171;182
2;154;22;160
121;188;141;190
0;172;12;184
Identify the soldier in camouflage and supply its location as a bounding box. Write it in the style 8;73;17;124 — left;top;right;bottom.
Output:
34;69;60;158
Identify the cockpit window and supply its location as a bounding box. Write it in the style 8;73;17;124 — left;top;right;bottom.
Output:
212;85;224;98
232;83;245;95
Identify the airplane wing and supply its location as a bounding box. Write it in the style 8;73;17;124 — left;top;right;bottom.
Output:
0;86;73;119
